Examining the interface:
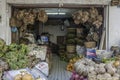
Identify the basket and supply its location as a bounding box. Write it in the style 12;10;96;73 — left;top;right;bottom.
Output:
66;45;76;53
84;41;96;48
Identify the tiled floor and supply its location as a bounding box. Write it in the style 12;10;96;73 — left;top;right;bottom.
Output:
48;54;72;80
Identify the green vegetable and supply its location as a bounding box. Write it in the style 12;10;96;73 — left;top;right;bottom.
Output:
0;38;6;58
0;40;39;70
2;45;9;53
2;43;30;70
0;51;4;58
102;57;116;63
0;38;5;49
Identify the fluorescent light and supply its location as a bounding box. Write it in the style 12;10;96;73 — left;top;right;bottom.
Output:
47;13;58;15
47;12;66;15
59;13;66;15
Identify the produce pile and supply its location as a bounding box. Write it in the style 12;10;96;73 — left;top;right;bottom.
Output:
59;52;69;62
1;43;30;70
73;58;120;80
66;56;83;72
0;38;6;57
14;71;33;80
0;39;39;70
28;44;47;60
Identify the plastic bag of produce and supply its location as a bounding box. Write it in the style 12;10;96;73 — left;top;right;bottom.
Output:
28;46;47;60
3;68;34;80
24;33;36;43
86;48;96;59
96;50;113;59
76;45;86;56
35;62;49;76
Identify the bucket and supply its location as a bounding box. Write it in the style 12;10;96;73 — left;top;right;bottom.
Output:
66;45;76;53
84;41;96;48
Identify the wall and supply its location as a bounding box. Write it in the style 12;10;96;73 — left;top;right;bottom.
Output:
44;25;67;44
6;0;111;5
109;6;120;48
0;0;5;41
0;0;11;45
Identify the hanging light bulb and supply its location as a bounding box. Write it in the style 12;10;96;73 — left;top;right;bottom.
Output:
61;25;64;31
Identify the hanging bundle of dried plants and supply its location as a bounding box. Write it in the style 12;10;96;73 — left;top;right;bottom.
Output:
38;9;48;23
72;7;103;29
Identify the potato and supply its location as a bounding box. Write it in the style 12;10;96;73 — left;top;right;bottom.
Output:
22;73;33;80
14;74;22;80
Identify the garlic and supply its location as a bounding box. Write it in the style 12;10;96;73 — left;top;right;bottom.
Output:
105;62;117;75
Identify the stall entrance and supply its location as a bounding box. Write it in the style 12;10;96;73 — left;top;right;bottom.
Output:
10;6;106;48
9;4;106;80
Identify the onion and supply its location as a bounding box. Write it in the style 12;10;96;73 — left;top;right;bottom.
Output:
70;72;81;80
80;75;84;80
70;77;74;80
83;78;88;80
74;74;79;80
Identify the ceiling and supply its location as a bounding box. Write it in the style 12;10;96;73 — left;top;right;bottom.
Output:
12;4;104;19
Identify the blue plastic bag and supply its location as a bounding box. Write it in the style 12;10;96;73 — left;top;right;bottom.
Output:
86;48;97;59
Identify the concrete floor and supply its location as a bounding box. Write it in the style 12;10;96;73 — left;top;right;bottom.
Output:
48;54;72;80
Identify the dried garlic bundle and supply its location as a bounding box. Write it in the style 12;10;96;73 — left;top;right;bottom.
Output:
16;9;26;20
23;10;36;25
38;9;48;23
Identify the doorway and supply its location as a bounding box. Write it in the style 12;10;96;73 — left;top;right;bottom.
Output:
8;4;107;80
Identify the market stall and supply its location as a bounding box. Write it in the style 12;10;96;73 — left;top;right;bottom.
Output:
0;38;52;80
0;6;109;80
